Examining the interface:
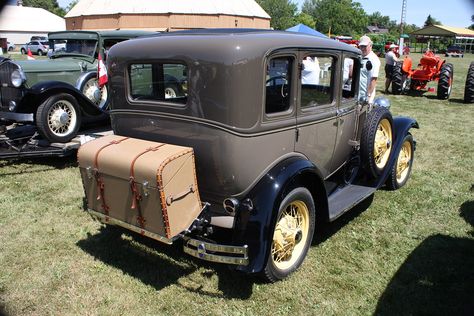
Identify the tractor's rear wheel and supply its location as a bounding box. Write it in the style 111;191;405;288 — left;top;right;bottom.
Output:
437;63;453;100
392;61;405;95
464;61;474;103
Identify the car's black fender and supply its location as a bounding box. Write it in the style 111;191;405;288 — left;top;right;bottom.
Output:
18;81;105;116
376;116;419;187
233;156;328;274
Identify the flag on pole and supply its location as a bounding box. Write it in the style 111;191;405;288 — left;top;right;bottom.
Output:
97;53;108;88
27;48;35;60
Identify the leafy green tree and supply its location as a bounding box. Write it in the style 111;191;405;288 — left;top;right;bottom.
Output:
368;11;397;30
468;14;474;30
256;0;298;30
423;14;441;27
23;0;65;17
294;12;315;29
66;0;79;12
302;0;368;36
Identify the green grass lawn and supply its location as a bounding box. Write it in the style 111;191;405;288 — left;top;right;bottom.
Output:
1;53;473;315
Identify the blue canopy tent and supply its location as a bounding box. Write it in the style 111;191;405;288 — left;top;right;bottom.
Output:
285;24;328;38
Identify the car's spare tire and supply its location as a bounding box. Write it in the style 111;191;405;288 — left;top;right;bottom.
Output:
36;93;82;143
464;61;474;103
391;61;405;95
437;62;453;100
361;106;393;179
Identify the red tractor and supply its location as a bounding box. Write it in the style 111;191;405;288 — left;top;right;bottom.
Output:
392;50;453;99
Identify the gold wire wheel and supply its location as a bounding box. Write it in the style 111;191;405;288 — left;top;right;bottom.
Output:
396;139;412;184
373;118;392;169
271;200;310;270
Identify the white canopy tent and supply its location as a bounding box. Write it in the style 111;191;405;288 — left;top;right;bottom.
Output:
0;4;66;46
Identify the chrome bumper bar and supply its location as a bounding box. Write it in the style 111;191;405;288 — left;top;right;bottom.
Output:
183;237;249;266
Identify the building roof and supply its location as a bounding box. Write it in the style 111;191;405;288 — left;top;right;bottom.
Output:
0;5;65;32
65;0;270;19
411;25;474;38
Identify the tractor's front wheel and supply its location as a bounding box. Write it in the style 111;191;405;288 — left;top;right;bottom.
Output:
392;61;406;95
437;63;453;100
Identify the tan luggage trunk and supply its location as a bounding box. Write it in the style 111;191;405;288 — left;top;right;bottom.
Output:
78;135;202;242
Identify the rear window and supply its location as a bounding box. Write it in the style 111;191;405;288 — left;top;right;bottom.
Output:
129;63;188;104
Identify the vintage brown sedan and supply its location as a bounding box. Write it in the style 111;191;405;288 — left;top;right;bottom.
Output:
80;29;418;282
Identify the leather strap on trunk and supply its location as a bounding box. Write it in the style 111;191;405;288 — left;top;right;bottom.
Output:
129;144;166;228
93;137;129;217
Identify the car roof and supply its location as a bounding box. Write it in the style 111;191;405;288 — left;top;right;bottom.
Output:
48;30;156;40
115;28;361;59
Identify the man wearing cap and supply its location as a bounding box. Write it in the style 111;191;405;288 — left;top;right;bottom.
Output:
385;44;399;92
358;35;380;104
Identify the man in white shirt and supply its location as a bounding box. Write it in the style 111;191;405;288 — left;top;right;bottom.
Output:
358;35;380;103
385;44;399;92
301;56;320;85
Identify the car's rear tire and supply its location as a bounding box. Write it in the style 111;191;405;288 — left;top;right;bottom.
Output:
8;47;13;52
20;48;26;54
361;106;393;179
464;62;474;103
37;50;43;56
437;63;453;100
36;93;82;143
386;134;414;190
261;187;315;283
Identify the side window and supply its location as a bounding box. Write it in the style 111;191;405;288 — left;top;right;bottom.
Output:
265;56;293;114
342;57;358;99
129;63;188;104
301;55;334;108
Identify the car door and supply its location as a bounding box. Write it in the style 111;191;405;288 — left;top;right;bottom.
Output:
331;53;361;171
295;50;338;178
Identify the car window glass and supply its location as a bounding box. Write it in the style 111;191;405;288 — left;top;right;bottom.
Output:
50;39;98;57
300;55;333;108
129;63;188;104
342;57;358;99
265;56;293;114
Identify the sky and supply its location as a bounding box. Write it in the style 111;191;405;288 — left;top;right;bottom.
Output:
57;0;474;28
294;0;474;28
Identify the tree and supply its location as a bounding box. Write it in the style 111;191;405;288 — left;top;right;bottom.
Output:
256;0;298;30
66;0;79;12
423;14;441;27
468;14;474;30
294;12;315;29
23;0;65;17
368;11;397;30
302;0;368;37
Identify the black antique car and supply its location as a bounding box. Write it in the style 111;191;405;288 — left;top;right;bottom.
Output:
0;30;153;143
82;29;418;282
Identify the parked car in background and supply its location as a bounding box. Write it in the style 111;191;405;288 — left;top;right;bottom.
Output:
20;41;49;55
445;45;464;58
7;42;15;52
0;30;154;143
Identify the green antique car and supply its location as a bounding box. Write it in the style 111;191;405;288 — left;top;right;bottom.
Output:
0;30;153;143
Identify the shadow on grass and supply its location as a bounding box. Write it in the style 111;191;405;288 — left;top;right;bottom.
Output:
313;194;375;245
375;200;474;315
76;226;254;299
0;154;77;174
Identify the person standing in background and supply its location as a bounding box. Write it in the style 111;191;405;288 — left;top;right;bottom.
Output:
385;44;399;93
358;35;380;103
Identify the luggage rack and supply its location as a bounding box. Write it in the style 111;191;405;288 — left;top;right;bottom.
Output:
0;125;112;160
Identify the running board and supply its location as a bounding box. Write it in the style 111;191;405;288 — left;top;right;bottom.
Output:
328;184;376;221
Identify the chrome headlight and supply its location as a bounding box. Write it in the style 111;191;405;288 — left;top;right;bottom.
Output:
11;69;26;87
